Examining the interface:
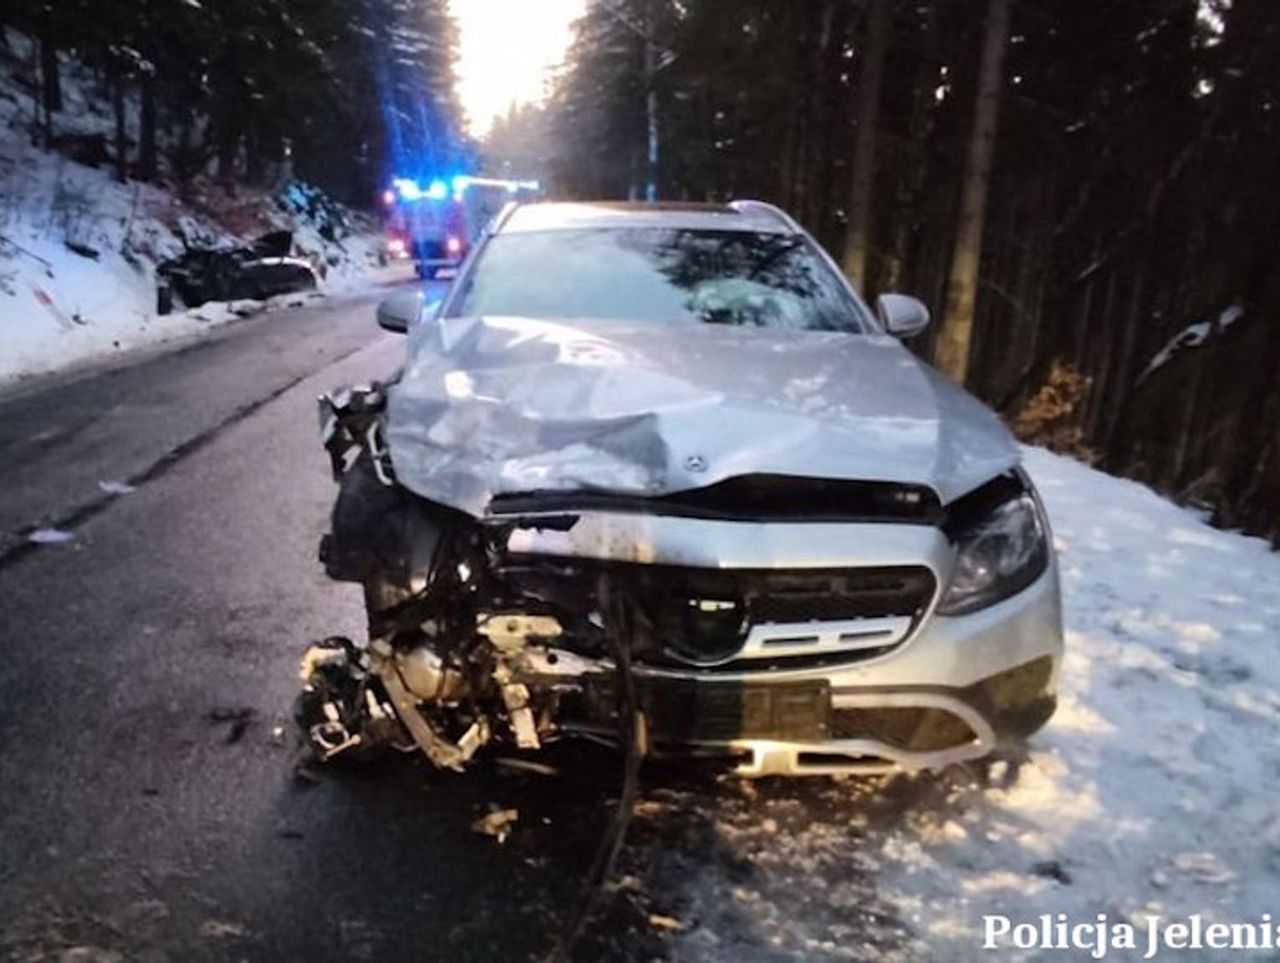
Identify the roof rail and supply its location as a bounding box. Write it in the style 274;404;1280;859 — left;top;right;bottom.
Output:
727;199;803;232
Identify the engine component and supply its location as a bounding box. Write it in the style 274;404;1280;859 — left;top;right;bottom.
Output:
499;681;539;749
296;637;406;760
395;645;467;702
371;639;489;771
477;613;563;652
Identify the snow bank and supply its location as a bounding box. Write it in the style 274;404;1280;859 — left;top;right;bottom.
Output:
871;446;1280;959
0;141;385;388
659;447;1280;961
0;33;383;390
2;146;219;386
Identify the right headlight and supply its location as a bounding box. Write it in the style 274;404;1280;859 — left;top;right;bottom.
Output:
938;491;1048;616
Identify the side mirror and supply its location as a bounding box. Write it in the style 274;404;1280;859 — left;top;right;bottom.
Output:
376;290;424;334
876;293;930;338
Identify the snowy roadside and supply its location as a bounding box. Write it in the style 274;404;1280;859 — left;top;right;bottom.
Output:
0;146;389;391
0;30;389;392
654;446;1280;962
873;446;1280;960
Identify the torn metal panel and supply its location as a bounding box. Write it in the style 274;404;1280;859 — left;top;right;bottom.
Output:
384;315;1019;518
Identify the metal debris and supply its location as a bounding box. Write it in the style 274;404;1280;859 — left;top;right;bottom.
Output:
199;920;246;939
648;914;684;932
471;808;519;843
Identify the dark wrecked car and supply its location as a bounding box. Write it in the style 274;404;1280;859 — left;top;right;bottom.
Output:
156;230;317;312
300;201;1063;777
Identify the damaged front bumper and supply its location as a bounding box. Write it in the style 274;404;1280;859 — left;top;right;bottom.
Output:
497;507;1061;775
300;387;1062;777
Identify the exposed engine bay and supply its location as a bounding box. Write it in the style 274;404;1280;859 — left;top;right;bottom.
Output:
296;383;1056;776
299;383;648;770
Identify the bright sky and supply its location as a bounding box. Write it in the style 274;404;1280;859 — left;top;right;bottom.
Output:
452;0;586;137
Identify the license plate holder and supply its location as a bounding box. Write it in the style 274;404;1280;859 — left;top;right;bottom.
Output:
640;679;831;743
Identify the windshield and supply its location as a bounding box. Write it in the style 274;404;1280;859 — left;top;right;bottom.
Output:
445;228;871;332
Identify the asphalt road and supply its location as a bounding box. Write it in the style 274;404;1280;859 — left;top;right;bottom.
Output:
0;282;922;963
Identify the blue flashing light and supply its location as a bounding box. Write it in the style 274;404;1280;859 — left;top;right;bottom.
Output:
392;177;423;201
391;174;481;204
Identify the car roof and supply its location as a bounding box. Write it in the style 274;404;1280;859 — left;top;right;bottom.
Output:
498;201;798;235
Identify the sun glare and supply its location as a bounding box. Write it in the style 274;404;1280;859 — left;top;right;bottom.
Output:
452;0;587;136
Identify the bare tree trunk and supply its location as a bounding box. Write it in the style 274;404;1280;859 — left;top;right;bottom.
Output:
1084;269;1119;438
216;110;239;192
840;0;890;292
934;0;1010;384
883;3;939;295
112;78;128;182
38;8;61;115
1100;231;1150;449
779;101;797;209
809;0;841;238
138;76;157;181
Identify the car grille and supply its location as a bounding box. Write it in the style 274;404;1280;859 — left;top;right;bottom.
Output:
746;569;934;623
638;565;937;670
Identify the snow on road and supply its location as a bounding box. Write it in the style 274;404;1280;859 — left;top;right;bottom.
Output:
661;447;1280;961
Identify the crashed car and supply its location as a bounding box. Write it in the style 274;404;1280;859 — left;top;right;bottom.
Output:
156;230;317;312
300;201;1063;777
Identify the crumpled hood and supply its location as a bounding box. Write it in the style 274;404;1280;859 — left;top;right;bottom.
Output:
385;315;1019;517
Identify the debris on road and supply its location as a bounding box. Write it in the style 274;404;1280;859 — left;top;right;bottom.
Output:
96;480;136;495
647;914;684;932
198;919;246;940
205;706;256;745
27;526;74;544
471;808;519;844
52;946;123;963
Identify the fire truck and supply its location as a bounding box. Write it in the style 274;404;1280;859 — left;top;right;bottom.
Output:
381;175;540;278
